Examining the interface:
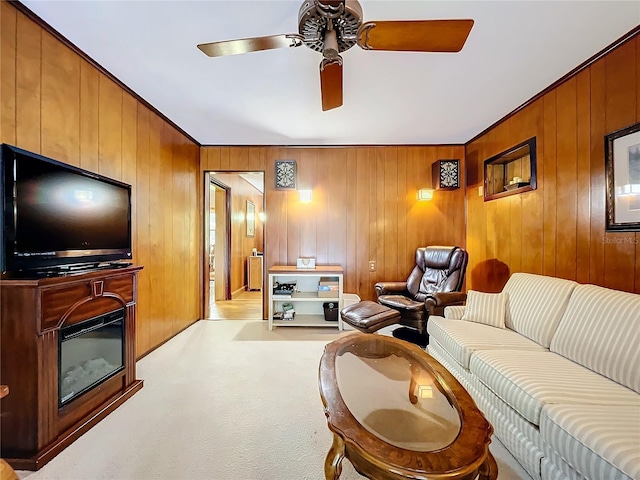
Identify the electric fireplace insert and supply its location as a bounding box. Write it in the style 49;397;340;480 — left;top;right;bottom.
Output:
58;308;125;407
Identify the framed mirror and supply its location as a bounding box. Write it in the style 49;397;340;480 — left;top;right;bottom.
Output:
246;200;255;237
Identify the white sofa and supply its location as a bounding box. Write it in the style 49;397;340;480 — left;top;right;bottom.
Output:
426;273;640;480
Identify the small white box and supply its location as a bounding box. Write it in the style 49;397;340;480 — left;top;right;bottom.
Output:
296;257;316;269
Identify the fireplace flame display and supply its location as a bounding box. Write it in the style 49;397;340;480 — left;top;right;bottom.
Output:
60;357;120;404
59;309;125;407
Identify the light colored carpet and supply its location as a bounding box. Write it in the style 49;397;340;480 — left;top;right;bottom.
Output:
17;320;531;480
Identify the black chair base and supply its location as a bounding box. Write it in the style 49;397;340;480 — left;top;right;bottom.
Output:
392;327;429;348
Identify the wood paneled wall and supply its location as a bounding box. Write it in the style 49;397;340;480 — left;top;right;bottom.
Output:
466;33;640;294
0;3;201;356
201;146;467;308
210;173;264;294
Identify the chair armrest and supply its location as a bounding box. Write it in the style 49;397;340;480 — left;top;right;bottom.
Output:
424;292;467;316
374;282;408;297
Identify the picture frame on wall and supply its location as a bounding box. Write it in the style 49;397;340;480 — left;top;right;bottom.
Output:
246;200;255;237
605;122;640;232
275;160;297;190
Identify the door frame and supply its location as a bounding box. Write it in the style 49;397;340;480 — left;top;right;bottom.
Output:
203;173;232;318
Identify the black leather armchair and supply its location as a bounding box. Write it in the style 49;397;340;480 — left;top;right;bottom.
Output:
375;246;469;342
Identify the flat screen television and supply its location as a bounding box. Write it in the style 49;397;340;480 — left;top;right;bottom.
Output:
1;144;132;275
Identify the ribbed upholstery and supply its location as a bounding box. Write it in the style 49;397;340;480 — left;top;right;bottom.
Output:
540;404;640;480
428;317;546;369
469;350;639;425
429;342;543;479
541;457;578;480
483;400;544;480
468;374;542;449
502;273;577;347
543;450;587;480
428;275;639;480
428;341;473;389
443;305;465;319
549;284;640;393
461;290;507;328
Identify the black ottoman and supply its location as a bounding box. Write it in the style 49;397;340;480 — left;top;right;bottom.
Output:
340;301;401;333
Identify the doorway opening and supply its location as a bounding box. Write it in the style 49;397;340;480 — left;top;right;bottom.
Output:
207;178;231;309
204;171;265;320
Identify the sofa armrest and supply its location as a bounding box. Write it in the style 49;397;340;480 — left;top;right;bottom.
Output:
424;292;467;317
374;282;408;297
444;305;466;320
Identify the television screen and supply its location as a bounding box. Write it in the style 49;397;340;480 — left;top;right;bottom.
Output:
1;144;132;274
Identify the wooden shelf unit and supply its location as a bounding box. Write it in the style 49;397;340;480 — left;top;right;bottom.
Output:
484;137;537;201
0;266;144;470
268;265;343;330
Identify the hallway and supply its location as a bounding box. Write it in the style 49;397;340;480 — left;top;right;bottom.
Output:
208;290;263;320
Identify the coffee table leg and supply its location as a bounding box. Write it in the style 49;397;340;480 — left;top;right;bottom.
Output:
324;433;345;480
478;451;498;480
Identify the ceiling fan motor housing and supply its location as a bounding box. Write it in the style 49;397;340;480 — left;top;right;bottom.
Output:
298;0;363;53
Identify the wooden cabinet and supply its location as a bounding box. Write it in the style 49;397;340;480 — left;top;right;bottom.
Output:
268;266;343;330
0;266;144;470
247;256;263;291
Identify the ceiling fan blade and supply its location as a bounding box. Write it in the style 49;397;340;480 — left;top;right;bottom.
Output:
357;20;474;53
320;58;343;111
197;34;303;57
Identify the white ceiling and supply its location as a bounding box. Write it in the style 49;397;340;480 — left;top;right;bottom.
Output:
22;1;640;146
238;172;265;193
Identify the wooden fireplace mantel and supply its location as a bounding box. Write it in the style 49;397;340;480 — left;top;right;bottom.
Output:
0;266;144;470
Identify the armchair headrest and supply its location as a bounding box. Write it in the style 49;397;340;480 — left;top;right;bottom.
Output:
407;246;469;298
417;246;460;270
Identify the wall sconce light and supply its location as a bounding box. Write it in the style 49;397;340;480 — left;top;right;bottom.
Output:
418;188;434;201
258;212;266;222
298;189;313;203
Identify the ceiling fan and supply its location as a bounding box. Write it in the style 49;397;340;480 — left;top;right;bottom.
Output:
197;0;473;111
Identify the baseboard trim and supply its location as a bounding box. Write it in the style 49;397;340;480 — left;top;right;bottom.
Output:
231;287;246;299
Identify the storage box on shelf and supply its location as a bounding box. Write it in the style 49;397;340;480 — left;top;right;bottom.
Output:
268;265;343;330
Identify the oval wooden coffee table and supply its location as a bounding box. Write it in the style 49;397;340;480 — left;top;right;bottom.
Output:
319;334;497;480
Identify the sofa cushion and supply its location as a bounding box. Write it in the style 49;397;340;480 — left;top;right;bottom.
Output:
461;290;507;328
428;317;546;369
549;284;640;393
541;456;579;480
502;273;577;347
540;404;640;480
469;350;639;425
443;305;465;320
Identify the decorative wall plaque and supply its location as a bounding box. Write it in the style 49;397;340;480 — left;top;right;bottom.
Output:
275;160;297;190
432;159;460;190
